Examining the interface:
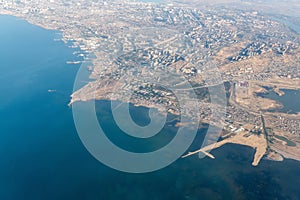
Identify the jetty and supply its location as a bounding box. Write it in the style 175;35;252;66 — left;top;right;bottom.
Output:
182;131;268;166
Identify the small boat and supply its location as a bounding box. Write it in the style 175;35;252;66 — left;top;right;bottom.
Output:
66;61;81;65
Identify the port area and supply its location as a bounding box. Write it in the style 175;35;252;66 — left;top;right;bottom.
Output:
182;130;268;166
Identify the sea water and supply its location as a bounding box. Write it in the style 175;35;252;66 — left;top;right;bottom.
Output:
0;15;299;200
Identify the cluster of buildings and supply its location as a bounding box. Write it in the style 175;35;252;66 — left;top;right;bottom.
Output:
1;0;299;141
266;116;300;136
229;41;298;62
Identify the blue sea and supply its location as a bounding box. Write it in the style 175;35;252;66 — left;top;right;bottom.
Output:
0;15;300;200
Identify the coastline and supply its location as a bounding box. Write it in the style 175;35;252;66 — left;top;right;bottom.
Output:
1;7;299;167
183;130;268;166
1;6;300;200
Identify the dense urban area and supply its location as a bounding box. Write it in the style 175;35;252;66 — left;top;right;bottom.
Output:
1;0;300;165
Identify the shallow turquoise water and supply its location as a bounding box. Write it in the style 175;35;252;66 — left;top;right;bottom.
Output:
0;14;299;200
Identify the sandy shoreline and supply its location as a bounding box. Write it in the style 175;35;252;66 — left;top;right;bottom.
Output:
182;131;268;166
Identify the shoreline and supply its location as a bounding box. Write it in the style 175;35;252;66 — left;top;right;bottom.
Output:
183;130;268;166
1;8;299;167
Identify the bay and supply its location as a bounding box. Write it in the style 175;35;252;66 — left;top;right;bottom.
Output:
258;89;300;114
0;14;299;200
